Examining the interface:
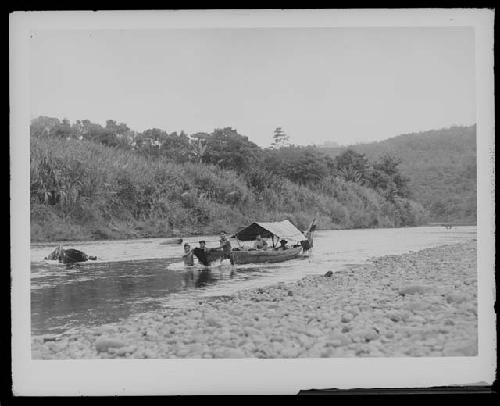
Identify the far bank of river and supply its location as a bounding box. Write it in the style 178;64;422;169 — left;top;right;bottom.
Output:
32;240;477;359
31;222;477;245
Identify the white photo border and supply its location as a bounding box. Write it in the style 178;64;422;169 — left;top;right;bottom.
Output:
10;9;495;396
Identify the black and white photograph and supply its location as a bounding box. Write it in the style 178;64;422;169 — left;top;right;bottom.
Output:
10;9;495;395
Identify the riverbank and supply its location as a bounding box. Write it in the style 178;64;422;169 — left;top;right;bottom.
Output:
30;135;429;243
30;222;478;245
32;240;477;359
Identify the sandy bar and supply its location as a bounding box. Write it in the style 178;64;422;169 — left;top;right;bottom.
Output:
32;240;477;359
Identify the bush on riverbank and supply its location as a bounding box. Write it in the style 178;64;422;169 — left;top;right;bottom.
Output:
30;136;428;242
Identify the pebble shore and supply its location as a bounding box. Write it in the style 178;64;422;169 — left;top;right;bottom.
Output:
32;241;477;359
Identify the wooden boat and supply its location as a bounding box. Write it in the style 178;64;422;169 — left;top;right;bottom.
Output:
228;219;316;265
160;238;183;245
230;246;303;265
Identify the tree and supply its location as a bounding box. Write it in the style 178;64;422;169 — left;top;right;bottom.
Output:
202;127;262;172
77;119;107;142
190;133;209;163
271;127;290;149
105;120;130;136
368;154;411;201
136;128;167;157
30;116;61;137
263;146;333;186
160;132;192;163
333;149;370;183
50;118;73;139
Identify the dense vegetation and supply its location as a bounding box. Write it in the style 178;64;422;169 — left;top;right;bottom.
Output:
320;125;477;223
30;116;428;242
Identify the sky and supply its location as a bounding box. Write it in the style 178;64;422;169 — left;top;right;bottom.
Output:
30;27;476;147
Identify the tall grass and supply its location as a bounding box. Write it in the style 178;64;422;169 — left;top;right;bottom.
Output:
30;137;428;242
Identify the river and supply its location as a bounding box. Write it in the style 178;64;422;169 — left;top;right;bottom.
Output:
31;226;476;336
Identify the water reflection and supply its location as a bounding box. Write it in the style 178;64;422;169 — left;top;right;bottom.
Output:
31;257;246;334
183;269;209;289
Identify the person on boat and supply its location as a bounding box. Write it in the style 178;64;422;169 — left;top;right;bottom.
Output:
219;232;232;259
277;239;289;250
45;245;97;264
304;230;313;247
302;218;316;250
182;243;194;266
253;235;268;250
301;229;314;251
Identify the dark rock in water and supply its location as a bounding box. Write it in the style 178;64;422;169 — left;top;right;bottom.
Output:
287;290;293;296
61;248;88;264
46;247;93;264
324;271;333;277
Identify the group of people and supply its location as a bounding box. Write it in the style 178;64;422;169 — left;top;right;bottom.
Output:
182;232;291;266
182;232;232;266
252;234;289;251
45;230;294;268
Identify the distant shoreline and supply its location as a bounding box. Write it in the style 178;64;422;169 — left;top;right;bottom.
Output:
30;223;477;246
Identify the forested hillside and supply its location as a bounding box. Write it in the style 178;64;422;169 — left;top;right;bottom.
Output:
320;125;477;223
30;117;428;242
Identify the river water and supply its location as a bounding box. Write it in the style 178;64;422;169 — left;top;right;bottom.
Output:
31;226;476;336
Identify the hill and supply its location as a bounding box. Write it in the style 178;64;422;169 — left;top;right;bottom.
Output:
320;125;477;224
30;136;427;242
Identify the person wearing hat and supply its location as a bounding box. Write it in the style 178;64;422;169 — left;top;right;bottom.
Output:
278;239;289;250
182;243;194;266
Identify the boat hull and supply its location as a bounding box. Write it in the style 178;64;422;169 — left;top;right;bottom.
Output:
230;246;303;265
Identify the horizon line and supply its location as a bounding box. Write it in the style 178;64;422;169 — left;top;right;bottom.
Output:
30;114;477;148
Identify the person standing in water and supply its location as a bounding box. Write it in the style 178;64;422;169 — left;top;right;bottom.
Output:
182;243;194;266
219;232;232;260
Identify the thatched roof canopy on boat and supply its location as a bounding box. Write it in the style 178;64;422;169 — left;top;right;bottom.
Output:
232;220;306;242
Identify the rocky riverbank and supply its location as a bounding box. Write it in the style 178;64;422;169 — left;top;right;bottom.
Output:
32;241;477;359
